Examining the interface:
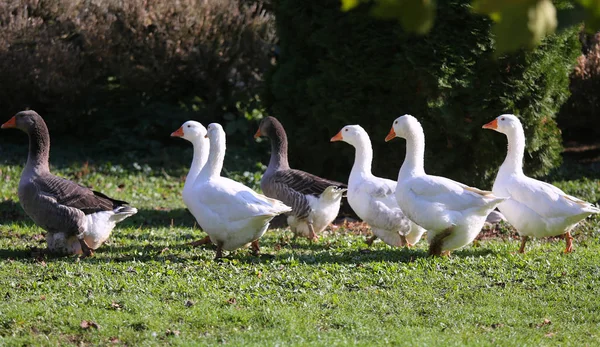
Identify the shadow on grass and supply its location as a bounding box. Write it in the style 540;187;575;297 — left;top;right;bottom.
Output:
0;200;31;224
123;208;197;229
0;204;497;263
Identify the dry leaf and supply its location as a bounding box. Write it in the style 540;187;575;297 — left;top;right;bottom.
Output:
80;320;100;330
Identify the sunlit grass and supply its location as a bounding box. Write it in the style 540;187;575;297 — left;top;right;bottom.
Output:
1;158;599;346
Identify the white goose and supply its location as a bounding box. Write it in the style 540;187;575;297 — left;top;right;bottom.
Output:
483;114;600;253
188;123;291;259
386;115;507;256
331;125;425;247
171;121;212;247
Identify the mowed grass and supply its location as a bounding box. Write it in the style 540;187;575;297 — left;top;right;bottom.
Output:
1;154;600;346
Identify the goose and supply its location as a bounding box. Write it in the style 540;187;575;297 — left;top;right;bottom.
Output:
385;115;507;256
483;114;600;253
1;111;137;256
170;121;211;247
254;116;347;240
330;125;425;247
189;123;292;259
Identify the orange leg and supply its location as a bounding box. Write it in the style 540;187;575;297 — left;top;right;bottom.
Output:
365;235;377;246
189;235;212;247
78;238;94;258
518;236;528;254
400;235;409;248
251;240;260;256
308;223;318;242
564;232;574;253
428;228;453;257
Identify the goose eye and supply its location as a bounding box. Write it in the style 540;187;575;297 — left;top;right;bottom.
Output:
394;121;398;124
187;125;191;128
345;129;348;132
500;117;505;121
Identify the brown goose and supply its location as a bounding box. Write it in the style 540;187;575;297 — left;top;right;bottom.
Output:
254;116;347;240
1;111;137;256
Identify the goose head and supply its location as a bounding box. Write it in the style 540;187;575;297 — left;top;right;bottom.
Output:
171;121;207;142
322;186;348;201
254;116;281;139
1;110;43;133
482;114;522;135
385;114;421;142
206;123;225;140
330;125;367;146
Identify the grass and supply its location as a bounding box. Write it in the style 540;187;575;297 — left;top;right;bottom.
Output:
1;146;600;346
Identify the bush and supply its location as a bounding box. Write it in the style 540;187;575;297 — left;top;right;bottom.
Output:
558;32;600;140
0;0;275;146
264;0;579;187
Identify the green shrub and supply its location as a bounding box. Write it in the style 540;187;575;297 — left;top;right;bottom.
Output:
558;32;600;140
264;0;579;187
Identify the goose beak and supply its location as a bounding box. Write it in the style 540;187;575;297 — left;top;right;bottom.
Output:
384;128;396;142
1;116;17;129
482;119;498;130
253;129;262;139
171;127;184;137
330;131;343;142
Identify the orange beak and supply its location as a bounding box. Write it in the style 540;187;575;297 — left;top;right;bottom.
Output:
330;130;343;142
254;128;262;139
1;116;16;129
171;127;184;137
482;119;498;130
384;128;396;142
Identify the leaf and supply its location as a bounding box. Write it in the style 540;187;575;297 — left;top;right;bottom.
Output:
476;0;557;54
341;0;361;11
472;0;539;15
370;0;436;34
80;320;100;330
577;0;600;32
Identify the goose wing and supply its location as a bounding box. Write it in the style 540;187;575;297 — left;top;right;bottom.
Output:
34;173;128;214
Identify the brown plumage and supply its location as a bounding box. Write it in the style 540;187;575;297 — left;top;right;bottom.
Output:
1;110;137;256
255;116;347;239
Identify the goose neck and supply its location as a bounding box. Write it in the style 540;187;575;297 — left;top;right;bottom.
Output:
200;135;225;180
268;125;290;170
26;122;50;173
185;137;209;189
499;127;525;176
349;136;373;180
399;130;426;179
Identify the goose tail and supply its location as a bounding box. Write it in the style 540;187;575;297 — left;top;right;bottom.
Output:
111;206;138;223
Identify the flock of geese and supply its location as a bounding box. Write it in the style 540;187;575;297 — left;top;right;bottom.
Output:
2;110;599;259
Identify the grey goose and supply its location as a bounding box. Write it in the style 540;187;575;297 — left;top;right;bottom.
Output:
1;111;137;256
254;116;347;240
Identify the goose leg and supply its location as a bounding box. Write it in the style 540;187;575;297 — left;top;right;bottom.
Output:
189;236;212;247
518;236;528;254
564;232;574;253
428;228;453;257
365;235;377;246
308;222;318;242
251;240;260;256
78;238;93;258
214;242;224;260
400;235;409;247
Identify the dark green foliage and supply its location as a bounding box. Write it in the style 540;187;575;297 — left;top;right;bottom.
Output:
265;0;579;187
558;32;600;140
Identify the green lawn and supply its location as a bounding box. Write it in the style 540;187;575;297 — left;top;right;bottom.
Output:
1;152;599;346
